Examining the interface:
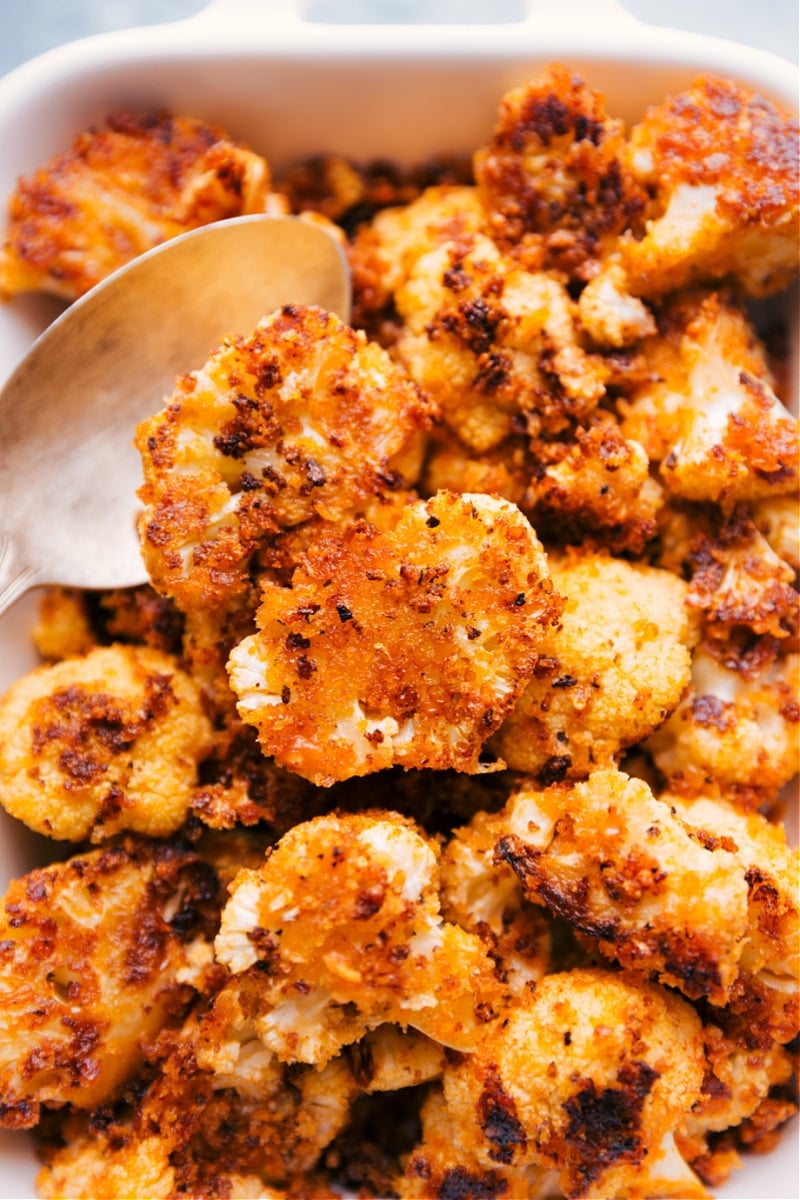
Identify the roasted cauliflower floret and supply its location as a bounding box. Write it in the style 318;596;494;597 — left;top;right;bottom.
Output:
439;807;554;998
0;111;273;300
393;232;609;452
577;262;657;348
214;810;500;1063
349;184;488;322
0;837;221;1128
407;968;706;1200
474;64;647;276
646;646;799;805
0;643;214;842
492;769;759;1006
36;993;355;1199
492;552;693;782
621;75;800;297
618;289;798;505
32;584;185;662
227;491;560;784
525;422;664;554
136;304;435;610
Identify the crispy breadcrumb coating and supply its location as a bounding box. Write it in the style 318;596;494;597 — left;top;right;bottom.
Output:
621;76;800;298
0;643;214;842
492;551;694;782
618;289;798;505
0;112;273;300
136;304;435;610
214;810;500;1062
0;837;221;1128
402;968;706;1200
227;491;561;784
393;232;610;451
474;64;647;276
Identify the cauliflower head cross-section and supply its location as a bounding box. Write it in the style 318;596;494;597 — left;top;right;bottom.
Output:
227;490;562;784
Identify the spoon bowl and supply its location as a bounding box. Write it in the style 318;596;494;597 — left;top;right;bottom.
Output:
0;214;351;614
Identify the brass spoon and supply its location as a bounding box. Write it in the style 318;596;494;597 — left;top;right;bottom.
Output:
0;214;351;614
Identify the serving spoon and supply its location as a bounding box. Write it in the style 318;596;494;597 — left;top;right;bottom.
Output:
0;214;351;616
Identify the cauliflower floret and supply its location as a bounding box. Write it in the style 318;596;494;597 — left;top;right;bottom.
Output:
492;769;754;1006
349;184;488;320
135;304;435;610
525;422;664;554
32;584;185;662
214;810;500;1063
37;992;355;1199
0;837;223;1127
227;491;561;784
577;262;657;348
394;232;609;452
474;64;647;276
656;504;798;644
621;75;799;298
492;552;694;782
349;1024;446;1093
0;111;274;300
0;643;214;842
752;494;800;571
439;807;554;997
408;968;706;1200
646;646;799;806
618;289;798;505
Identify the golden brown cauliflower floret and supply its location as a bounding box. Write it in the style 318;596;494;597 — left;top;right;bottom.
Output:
0;111;273;301
393;232;610;452
439;807;554;998
655;503;798;645
227;491;561;785
37;992;355;1200
525;422;665;554
618;289;798;506
136;304;435;611
492;552;694;783
32;584;185;662
0;837;223;1129
491;769;756;1007
349;184;488;323
214;810;500;1063
0;643;214;843
621;75;800;298
401;968;707;1200
646;646;799;806
474;64;647;277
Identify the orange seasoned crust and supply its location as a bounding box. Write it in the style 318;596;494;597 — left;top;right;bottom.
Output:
0;643;214;842
0;111;272;300
227;491;562;785
622;76;800;297
136;304;435;610
0;837;221;1129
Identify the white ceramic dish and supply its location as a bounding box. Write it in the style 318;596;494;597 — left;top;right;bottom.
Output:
0;2;797;1196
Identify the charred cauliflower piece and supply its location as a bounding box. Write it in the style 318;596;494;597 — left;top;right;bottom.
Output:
474;64;647;276
400;968;706;1200
621;75;799;298
214;810;500;1063
0;837;220;1128
646;646;799;806
227;490;560;784
492;552;694;782
136;304;435;610
492;769;757;1007
0;111;272;300
0;643;213;843
618;289;798;506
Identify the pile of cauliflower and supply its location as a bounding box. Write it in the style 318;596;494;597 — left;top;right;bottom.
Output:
0;64;797;1200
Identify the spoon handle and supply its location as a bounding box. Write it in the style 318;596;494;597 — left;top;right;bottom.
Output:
0;537;39;616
